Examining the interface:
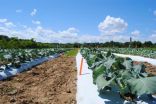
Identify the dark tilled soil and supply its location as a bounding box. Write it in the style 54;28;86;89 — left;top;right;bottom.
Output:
0;55;77;104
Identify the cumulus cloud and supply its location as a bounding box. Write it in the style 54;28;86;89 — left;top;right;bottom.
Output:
0;18;16;28
0;17;154;43
16;9;22;13
151;34;156;38
0;24;148;43
29;27;79;43
32;20;41;25
0;23;80;43
153;10;156;16
148;31;156;42
0;19;7;23
98;16;128;35
30;9;37;16
149;31;156;37
5;22;15;27
0;23;104;43
58;27;78;38
0;19;136;43
131;30;140;36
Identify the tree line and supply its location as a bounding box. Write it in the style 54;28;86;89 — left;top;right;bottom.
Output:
0;35;156;49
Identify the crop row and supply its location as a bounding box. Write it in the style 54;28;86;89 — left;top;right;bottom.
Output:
0;48;69;71
101;48;156;59
80;48;156;102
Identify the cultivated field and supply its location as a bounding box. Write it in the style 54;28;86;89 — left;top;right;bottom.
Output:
0;48;156;104
0;53;77;104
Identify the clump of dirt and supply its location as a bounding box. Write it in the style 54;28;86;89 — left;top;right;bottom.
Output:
0;55;77;104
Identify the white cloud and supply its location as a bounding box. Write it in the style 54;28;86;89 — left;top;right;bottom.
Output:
98;16;128;35
148;34;156;43
0;17;155;43
153;10;156;16
0;25;79;43
151;34;156;38
0;19;7;23
131;30;140;36
32;20;41;25
58;27;78;38
16;9;22;13
0;21;139;43
140;30;156;43
0;17;133;43
30;9;37;16
0;18;16;28
0;24;151;43
4;22;15;27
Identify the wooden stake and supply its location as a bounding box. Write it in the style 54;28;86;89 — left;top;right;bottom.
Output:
79;58;83;75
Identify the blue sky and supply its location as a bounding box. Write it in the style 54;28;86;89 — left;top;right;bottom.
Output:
0;0;156;43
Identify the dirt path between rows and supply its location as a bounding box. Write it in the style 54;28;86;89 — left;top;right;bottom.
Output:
0;55;77;104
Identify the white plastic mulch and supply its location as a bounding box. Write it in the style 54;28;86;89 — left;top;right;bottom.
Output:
76;52;156;104
0;54;60;80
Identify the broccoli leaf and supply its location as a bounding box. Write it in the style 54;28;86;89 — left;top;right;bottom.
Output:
127;77;156;96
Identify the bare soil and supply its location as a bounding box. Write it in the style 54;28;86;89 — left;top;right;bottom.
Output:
133;61;156;75
0;55;77;104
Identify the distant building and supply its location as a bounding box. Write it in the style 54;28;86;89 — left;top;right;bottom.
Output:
130;37;132;43
129;37;132;48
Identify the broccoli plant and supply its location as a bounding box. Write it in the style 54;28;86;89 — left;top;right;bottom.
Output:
81;48;156;102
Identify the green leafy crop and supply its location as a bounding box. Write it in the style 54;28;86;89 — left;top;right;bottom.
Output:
80;48;156;102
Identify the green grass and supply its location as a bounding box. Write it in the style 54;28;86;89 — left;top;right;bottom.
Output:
65;49;79;57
